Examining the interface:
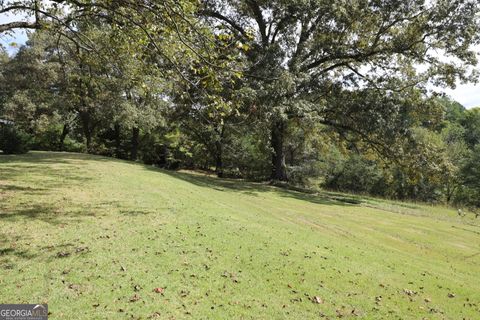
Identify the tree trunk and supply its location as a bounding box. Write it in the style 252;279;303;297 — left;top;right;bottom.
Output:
79;112;93;153
131;127;139;161
59;123;69;151
271;119;287;181
77;46;93;154
446;184;452;204
85;131;92;153
114;123;121;158
215;139;223;178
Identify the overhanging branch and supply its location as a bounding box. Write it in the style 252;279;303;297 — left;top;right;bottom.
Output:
0;21;38;33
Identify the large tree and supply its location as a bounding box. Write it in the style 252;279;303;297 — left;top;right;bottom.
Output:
1;0;218;78
202;0;480;180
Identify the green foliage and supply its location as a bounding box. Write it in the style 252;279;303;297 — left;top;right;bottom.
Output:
32;125;62;150
0;2;479;207
324;154;386;196
61;137;85;153
203;0;480;180
441;97;466;124
223;128;271;180
0;125;30;154
29;115;66;151
462;108;480;148
457;145;480;208
140;131;181;169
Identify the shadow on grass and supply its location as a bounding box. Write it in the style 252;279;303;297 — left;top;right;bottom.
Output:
119;209;155;216
0;152;96;225
0;151;356;226
153;168;355;207
0;247;37;260
0;204;64;224
0;151;360;267
0;232;39;269
0;184;48;193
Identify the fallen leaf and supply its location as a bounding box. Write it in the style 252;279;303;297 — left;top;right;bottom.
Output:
403;289;417;296
56;251;70;258
153;287;164;294
129;294;140;302
75;246;89;253
149;312;162;318
312;296;323;304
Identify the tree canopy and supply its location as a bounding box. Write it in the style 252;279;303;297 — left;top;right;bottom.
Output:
1;0;480;207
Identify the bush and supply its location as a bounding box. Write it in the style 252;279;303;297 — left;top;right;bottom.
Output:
140;133;181;169
456;145;480;208
224;133;271;180
141;141;168;166
287;160;323;187
323;154;386;195
0;125;31;154
62;137;86;153
32;123;63;150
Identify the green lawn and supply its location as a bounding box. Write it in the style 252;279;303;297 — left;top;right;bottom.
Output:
1;151;479;319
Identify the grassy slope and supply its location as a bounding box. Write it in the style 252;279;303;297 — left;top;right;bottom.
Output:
0;152;479;319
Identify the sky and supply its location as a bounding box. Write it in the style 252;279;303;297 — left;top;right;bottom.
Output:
443;84;479;109
1;13;479;109
0;29;28;53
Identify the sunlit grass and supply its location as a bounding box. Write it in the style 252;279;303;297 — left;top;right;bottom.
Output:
1;151;479;319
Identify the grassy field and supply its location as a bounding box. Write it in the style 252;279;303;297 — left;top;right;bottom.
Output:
1;151;479;319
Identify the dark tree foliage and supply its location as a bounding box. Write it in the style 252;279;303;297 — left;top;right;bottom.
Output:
201;0;479;180
0;125;30;154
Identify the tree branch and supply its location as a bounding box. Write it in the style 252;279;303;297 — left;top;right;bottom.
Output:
0;21;38;33
246;0;268;47
200;9;247;39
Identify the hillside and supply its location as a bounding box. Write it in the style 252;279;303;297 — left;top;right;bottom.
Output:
0;152;479;319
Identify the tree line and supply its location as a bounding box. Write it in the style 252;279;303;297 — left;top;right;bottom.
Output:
0;0;479;209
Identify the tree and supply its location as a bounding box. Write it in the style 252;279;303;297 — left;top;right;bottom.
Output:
0;46;8;108
202;0;480;180
0;0;221;86
462;108;480;148
439;123;469;203
459;144;480;210
0;32;66;144
39;20;169;154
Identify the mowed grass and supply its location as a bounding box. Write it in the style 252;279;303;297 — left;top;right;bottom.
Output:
0;152;479;319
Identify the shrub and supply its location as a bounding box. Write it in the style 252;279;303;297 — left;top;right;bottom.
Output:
62;137;86;153
323;154;386;195
140;133;180;169
0;125;31;154
32;123;63;150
